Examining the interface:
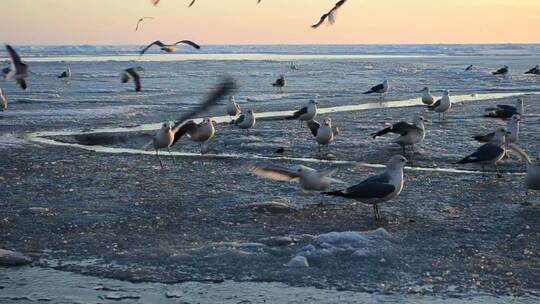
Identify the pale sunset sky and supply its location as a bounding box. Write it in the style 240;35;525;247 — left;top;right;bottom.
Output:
1;0;539;45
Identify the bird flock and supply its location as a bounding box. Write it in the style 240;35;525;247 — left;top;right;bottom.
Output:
1;0;540;222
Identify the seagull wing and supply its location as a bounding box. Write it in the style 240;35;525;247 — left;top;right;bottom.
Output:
344;173;394;199
458;143;504;164
139;40;165;56
287;106;308;120
5;45;22;67
312;0;347;29
306;119;320;137
473;132;495;143
151;0;160;6
235;114;246;126
248;164;299;182
172;120;198;146
311;13;329;29
428;99;442;110
188;0;196;7
173;40;201;49
125;68;141;92
135;20;142;31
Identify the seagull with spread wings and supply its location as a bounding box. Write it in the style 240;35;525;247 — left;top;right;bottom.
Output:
135;17;154;31
139;40;201;56
312;0;347;29
2;45;29;90
121;67;143;92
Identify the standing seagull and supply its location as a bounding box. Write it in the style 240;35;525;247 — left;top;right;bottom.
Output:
427;90;451;121
0;89;7;112
139;40;200;56
371;116;426;155
525;65;540;75
419;87;435;105
58;67;71;79
363;79;389;99
235;109;256;134
464;64;474;72
286;100;318;122
323;155;407;221
492;66;509;76
2;45;29;90
226;96;241;121
484;98;523;119
171;118;216;153
311;0;347;29
135;17;154;31
121;67;143;92
306;118;340;151
272;74;287;91
457;128;509;177
150;122;175;168
474;114;520;144
248;164;344;192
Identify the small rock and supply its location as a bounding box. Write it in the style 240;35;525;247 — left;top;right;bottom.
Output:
0;249;32;266
259;236;293;247
104;292;140;301
165;291;183;298
288;256;309;268
28;207;50;215
248;202;297;214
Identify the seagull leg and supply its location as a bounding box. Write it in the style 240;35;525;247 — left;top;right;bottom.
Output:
495;165;502;178
168;147;176;164
482;165;485;177
155;149;164;169
402;145;406;156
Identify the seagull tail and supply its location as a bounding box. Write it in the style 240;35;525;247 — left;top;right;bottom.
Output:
363;90;374;94
472;135;488;142
457;157;474;164
321;190;346;197
371;127;391;139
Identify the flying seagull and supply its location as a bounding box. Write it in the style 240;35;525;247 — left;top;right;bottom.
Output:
457;128;509;177
234;109;256;134
464;64;473;72
121;67;143;92
427;90;451;121
0;88;7;112
474;114;520;144
312;0;347;29
323;155;407;221
139;40;200;56
151;0;160;5
363;79;389;99
58;67;71;79
142;77;237;167
171;118;216;154
419;87;435;105
525;65;540;75
248;164;345;192
286;100;318;122
135;17;154;31
492;65;509;76
3;45;29;90
372;116;426;155
226;96;241;120
484;98;523;119
272;74;287;91
306;118;340;151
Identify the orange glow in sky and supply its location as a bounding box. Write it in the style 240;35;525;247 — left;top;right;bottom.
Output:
1;0;539;45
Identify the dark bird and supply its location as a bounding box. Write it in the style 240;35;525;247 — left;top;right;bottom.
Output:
458;128;509;177
492;65;509;76
312;0;347;29
464;64;473;72
323;155;407;221
484;98;523;119
135;17;154;31
525;65;540;75
2;45;29;90
363;79;389;98
58;67;71;79
371;116;425;155
151;0;160;6
121;67;143;92
286;100;318;121
139;40;200;56
272;74;287;90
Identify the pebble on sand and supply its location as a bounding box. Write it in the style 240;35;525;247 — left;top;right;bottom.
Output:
0;249;32;266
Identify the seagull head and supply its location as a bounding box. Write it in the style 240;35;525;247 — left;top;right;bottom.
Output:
496;127;510;138
161;122;171;131
511;114;521;123
419;87;429;93
309;99;318;105
387;155;408;169
247;109;254;115
229;95;236;103
323;117;332;126
413;116;425;125
444;89;450;95
291;165;313;176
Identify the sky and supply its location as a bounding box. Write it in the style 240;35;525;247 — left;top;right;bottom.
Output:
0;0;539;45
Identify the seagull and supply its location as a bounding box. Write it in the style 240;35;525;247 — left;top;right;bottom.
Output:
2;45;29;90
474;114;520;144
312;0;347;29
171;118;216;153
151;0;160;5
139;40;200;56
286;100;318;122
306;118;340;151
135;17;154;31
506;143;540;192
524;65;540;75
290;62;299;70
234;109;256;134
58;67;71;79
484;98;523;119
226;96;241;120
419;87;435;105
363;79;389;99
457;127;509;177
464;64;474;72
323;155;407;221
492;65;509;76
0;88;7;112
142;77;237;167
121;67;143;92
248;164;345;192
272;74;287;91
372;116;426;155
427;90;451;121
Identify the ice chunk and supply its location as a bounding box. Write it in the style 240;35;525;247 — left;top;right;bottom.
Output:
288;256;309;268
